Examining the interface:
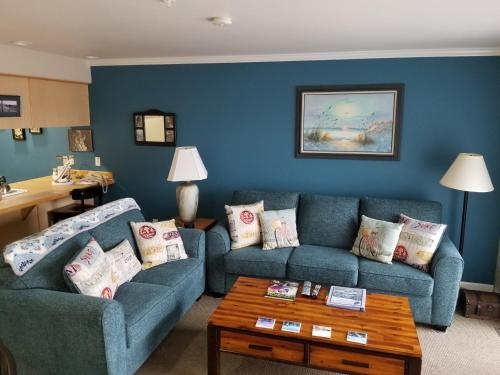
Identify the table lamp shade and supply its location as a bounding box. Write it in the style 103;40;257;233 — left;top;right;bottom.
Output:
167;146;207;182
440;153;494;193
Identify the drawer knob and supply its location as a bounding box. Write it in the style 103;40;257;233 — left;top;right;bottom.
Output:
342;359;370;368
248;344;273;352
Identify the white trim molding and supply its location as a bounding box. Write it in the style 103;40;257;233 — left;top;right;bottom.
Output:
0;44;91;83
460;281;494;292
90;47;500;67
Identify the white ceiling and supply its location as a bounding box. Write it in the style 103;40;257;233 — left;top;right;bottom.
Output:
1;0;499;64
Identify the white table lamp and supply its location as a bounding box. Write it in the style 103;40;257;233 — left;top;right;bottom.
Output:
167;146;207;227
440;153;494;255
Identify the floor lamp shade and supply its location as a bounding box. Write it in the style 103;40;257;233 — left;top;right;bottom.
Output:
440;153;494;256
440;153;494;193
167;147;207;226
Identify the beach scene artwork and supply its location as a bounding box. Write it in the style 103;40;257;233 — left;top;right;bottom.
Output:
300;90;399;157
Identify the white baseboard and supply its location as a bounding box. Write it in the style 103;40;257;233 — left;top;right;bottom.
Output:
460;281;494;292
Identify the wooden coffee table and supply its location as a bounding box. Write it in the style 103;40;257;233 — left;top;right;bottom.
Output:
207;277;421;375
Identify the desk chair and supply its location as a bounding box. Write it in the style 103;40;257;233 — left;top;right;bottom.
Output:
48;186;103;224
0;341;16;375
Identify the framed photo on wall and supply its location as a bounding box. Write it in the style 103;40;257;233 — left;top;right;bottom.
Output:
12;128;26;141
0;95;21;117
29;128;43;134
296;84;404;160
68;128;94;152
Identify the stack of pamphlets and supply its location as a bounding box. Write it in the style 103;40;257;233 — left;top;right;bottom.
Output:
265;280;299;301
281;321;301;333
312;325;331;338
346;330;368;344
326;286;366;311
256;317;276;329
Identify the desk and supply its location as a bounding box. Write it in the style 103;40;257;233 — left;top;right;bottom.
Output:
0;172;113;249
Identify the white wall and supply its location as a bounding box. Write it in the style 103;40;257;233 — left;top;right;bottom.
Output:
0;44;91;83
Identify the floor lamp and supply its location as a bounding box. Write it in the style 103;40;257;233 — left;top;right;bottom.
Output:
440;153;494;255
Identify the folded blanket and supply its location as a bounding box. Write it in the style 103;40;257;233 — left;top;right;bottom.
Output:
3;198;140;276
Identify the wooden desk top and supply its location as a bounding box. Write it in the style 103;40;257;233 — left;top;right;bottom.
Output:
0;172;114;215
208;276;422;359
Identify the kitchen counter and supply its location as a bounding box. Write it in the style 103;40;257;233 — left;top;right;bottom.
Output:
0;171;113;249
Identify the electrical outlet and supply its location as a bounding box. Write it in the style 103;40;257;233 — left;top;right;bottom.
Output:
152;218;159;222
95;156;101;167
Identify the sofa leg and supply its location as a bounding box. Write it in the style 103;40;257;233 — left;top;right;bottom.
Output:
432;325;448;332
196;296;202;302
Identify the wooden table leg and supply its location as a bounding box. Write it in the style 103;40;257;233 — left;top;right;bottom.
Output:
207;324;220;375
407;357;422;375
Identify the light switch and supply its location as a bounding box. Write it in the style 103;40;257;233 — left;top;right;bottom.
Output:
95;156;101;167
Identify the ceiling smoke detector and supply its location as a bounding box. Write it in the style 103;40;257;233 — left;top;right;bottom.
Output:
11;40;32;47
85;55;100;60
209;16;232;27
161;0;176;7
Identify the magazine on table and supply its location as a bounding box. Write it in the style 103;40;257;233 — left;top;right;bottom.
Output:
265;280;299;301
326;286;366;311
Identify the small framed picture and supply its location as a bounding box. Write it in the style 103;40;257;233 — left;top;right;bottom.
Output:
12;128;26;141
29;128;43;134
68;128;94;152
136;128;144;142
0;95;21;117
166;130;175;143
134;114;144;128
165;115;174;128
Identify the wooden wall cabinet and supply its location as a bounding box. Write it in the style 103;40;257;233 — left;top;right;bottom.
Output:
0;74;90;129
29;78;90;128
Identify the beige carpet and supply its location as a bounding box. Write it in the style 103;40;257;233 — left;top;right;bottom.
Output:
137;296;500;375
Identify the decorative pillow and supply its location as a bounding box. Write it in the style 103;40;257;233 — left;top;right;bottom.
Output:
63;238;118;299
351;215;404;264
106;239;142;285
225;201;264;250
259;209;300;250
130;219;188;269
393;214;447;272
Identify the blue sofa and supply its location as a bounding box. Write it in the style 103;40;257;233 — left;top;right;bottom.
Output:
207;190;464;329
0;204;206;375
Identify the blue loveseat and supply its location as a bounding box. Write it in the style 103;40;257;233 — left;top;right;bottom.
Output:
0;202;206;375
206;190;464;329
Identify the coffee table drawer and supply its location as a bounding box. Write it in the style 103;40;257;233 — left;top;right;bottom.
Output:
220;331;304;363
310;345;405;375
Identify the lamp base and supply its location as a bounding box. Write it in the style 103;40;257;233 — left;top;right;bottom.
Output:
176;181;199;225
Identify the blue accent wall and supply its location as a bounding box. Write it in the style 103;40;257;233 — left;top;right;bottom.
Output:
95;57;496;283
0;127;99;182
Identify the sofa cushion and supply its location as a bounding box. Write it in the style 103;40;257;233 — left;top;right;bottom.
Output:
231;190;300;211
89;209;145;257
298;194;359;248
114;281;176;348
357;257;434;297
287;245;359;287
224;246;293;278
132;257;203;290
361;197;442;224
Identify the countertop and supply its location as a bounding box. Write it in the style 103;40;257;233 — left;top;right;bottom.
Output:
0;172;113;215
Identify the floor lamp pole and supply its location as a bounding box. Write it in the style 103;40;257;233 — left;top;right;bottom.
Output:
459;191;469;256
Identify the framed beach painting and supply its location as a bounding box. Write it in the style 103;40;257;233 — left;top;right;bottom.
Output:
296;84;404;160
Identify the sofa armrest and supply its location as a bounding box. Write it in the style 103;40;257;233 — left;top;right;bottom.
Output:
430;236;464;327
0;288;127;375
179;228;206;260
206;222;231;293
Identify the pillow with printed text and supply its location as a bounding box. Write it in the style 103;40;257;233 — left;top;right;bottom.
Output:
393;214;447;272
63;238;119;299
130;219;188;270
225;201;264;250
